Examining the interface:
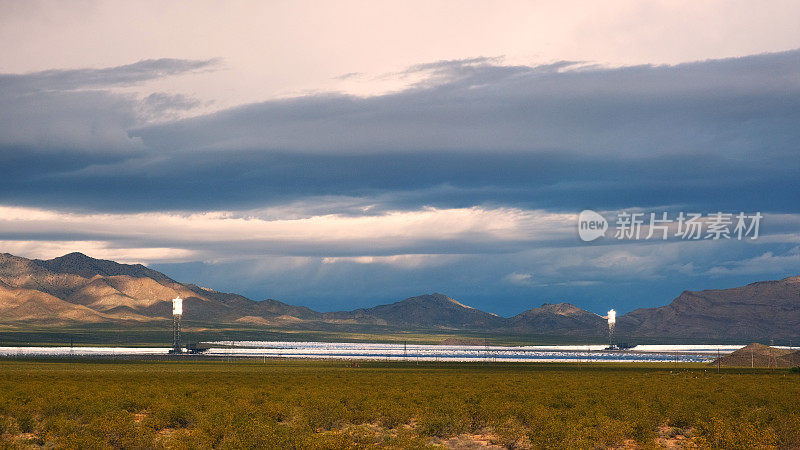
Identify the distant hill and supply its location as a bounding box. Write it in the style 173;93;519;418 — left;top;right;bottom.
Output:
37;252;171;282
0;252;303;324
1;251;799;341
618;276;800;340
508;303;607;335
324;293;505;329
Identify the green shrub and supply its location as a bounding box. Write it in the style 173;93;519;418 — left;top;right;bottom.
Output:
0;360;798;447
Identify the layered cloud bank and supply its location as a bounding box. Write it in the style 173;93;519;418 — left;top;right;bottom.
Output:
0;203;797;314
1;50;799;313
1;51;799;213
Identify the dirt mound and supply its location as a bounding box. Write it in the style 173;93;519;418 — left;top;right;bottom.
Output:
712;343;800;368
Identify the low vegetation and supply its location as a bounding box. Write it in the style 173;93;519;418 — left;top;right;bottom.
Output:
0;359;798;448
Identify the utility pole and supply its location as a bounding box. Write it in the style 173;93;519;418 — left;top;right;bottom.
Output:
771;346;776;369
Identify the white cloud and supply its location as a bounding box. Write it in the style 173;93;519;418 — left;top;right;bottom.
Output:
0;204;577;261
706;247;800;276
2;205;796;285
505;272;533;286
0;240;195;264
321;254;461;269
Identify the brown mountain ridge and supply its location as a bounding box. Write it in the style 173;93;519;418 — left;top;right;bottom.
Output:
0;252;798;340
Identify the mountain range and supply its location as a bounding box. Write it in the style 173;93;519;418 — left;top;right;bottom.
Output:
0;252;798;340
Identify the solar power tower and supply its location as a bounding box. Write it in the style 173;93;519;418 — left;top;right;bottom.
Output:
607;309;616;348
171;297;183;353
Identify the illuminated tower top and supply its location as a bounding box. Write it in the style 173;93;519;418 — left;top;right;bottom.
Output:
172;297;183;316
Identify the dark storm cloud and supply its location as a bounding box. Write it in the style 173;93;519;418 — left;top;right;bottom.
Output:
1;50;799;213
135;50;800;158
0;149;797;214
0;58;218;92
0;58;216;152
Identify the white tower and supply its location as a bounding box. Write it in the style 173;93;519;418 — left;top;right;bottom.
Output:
607;309;616;348
171;297;183;353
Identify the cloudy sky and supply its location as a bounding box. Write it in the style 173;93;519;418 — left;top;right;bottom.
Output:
1;0;799;315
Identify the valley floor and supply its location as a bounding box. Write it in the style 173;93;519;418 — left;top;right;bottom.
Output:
0;323;755;348
0;360;799;448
